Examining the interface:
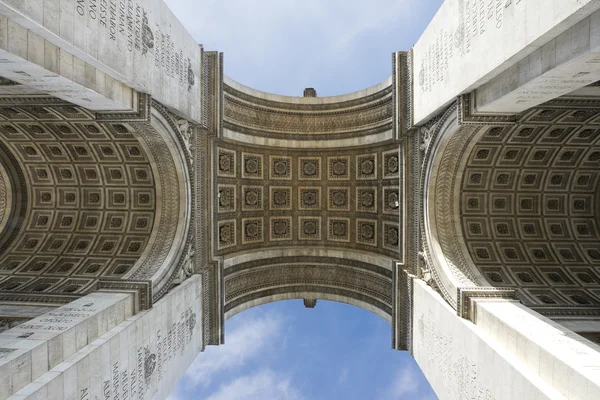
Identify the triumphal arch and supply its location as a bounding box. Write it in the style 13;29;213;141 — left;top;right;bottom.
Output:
1;0;600;399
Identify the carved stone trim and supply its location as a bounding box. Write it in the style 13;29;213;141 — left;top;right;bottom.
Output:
203;261;224;346
97;278;152;312
457;287;516;321
195;131;212;272
542;98;600;109
394;51;412;136
95;93;151;123
129;104;193;302
223;80;393;141
201;51;222;135
225;256;392;278
0;95;70;106
223;118;392;141
392;264;415;351
420;103;486;309
223;254;393;323
0;141;26;256
458;93;517;126
533;306;600;318
224;83;392;111
225;285;392;318
0;291;80;305
404;132;420;276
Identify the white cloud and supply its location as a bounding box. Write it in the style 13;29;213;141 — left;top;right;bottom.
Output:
183;313;283;387
380;366;421;400
206;369;306;400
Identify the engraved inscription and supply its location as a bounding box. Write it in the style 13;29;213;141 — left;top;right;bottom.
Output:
73;0;195;90
418;313;497;399
418;0;525;92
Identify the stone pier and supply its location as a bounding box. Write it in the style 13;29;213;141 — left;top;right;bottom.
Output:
0;0;600;399
1;276;203;400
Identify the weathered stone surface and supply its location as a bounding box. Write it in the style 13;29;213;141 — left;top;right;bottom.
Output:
476;10;600;113
0;292;133;397
413;280;564;400
0;2;600;400
7;276;202;400
0;0;201;121
413;0;600;123
475;299;600;399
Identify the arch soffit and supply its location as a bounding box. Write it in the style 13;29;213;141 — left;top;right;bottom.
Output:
0;102;192;302
222;76;394;148
421;105;486;308
225;291;392;324
223;249;394;322
422;98;600;311
127;105;193;299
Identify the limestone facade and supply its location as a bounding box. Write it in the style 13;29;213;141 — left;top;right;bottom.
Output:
0;1;599;399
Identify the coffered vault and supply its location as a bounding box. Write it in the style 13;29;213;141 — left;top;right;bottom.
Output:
209;69;407;342
2;1;600;399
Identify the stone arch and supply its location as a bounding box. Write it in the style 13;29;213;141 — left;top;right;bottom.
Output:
223;249;394;323
0;102;192;302
127;105;193;299
215;77;401;261
0;139;27;257
223;76;394;148
421;104;489;308
422;99;600;314
209;74;403;343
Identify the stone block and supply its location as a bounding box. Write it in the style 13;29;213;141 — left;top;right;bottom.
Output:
11;351;32;394
413;0;600;123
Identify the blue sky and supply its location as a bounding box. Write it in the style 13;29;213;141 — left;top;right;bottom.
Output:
169;302;437;400
164;1;442;398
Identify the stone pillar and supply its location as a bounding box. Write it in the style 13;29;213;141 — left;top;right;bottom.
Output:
411;279;600;400
475;9;600;114
0;0;202;122
412;0;600;124
474;299;600;399
0;292;135;398
0;275;203;400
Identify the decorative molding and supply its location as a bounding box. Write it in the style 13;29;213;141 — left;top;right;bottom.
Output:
225;83;392;111
457;287;516;321
392;264;415;351
0;291;80;305
419;103;485;309
533;306;600;318
97;278;152;312
458;93;517;126
394;51;412;136
95;92;151;123
224;259;393;317
223;82;393;141
404;131;420;276
0;95;71;106
130;103;193;303
203;261;224;346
